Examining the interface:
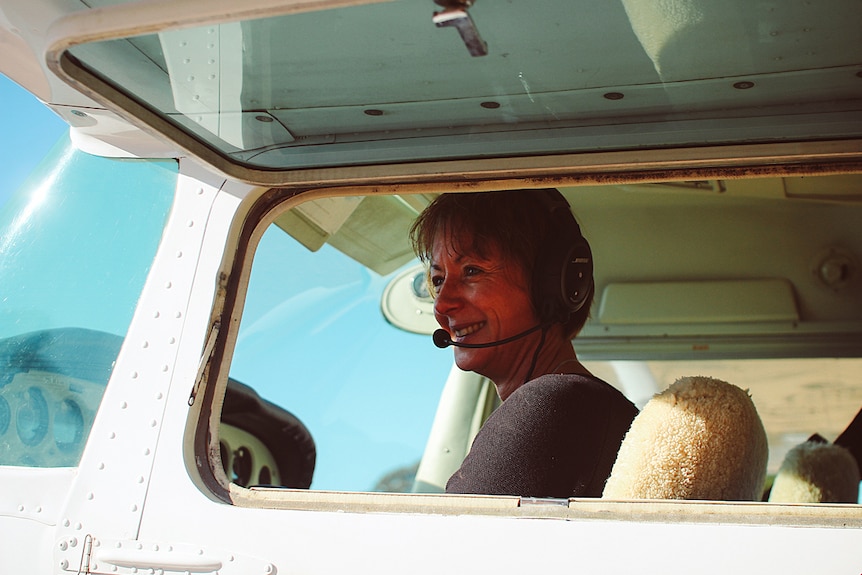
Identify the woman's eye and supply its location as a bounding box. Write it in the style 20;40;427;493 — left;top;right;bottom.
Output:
430;275;444;287
464;266;482;277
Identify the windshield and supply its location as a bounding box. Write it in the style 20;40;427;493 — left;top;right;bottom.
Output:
0;136;176;467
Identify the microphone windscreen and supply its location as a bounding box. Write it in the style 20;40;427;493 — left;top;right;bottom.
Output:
432;329;452;348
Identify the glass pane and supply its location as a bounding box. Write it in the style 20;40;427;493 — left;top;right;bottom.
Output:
65;0;862;170
0;136;176;466
228;214;452;492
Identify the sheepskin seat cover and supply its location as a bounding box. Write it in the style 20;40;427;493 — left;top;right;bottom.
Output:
602;376;768;501
769;439;860;503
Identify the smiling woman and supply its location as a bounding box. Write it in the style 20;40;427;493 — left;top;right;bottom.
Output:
408;189;637;498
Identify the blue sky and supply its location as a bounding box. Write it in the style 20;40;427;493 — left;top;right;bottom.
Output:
0;74;67;209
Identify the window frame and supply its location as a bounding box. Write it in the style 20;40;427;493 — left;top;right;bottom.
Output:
192;158;862;525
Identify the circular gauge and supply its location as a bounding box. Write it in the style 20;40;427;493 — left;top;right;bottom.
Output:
54;399;84;452
380;264;438;335
232;446;253;487
17;387;49;446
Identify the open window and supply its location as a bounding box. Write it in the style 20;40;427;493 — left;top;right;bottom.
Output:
206;175;862;512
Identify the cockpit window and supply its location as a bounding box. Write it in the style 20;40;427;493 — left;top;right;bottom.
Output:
0;137;176;467
228;205;452;491
220;184;861;504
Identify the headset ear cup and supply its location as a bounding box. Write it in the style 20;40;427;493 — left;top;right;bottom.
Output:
532;189;593;324
561;237;593;315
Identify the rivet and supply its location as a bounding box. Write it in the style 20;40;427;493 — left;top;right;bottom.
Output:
69;537;78;547
176;311;183;318
165;281;172;289
120;402;128;409
17;505;24;512
153;544;159;551
197;188;205;195
176;251;183;259
63;519;71;527
208;59;216;65
131;372;139;379
131;504;138;512
603;92;624;100
151;419;158;427
109;432;116;439
87;493;94;501
59;560;69;570
480;101;500;109
144;448;151;456
733;81;755;90
71;109;88;118
168;337;176;344
98;462;105;470
208;74;216;80
187;220;195;227
187;75;195;82
75;523;82;530
36;506;42;513
363;109;384;116
255;115;274;123
183;58;191;64
162;365;169;372
138;476;145;483
156;392;164;400
142;341;149;348
59;541;68;551
154;311;161;318
137;543;143;550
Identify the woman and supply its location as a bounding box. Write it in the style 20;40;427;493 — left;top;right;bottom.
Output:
410;189;637;498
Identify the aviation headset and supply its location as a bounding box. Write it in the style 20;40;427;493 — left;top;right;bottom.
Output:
531;189;594;326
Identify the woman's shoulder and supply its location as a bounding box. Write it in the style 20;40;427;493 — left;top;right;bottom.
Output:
510;372;632;406
494;373;637;431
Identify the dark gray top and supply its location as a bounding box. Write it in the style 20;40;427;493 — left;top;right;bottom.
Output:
446;373;638;498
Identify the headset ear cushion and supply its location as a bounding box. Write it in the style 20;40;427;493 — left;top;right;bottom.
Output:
533;228;593;323
561;237;593;314
532;198;593;323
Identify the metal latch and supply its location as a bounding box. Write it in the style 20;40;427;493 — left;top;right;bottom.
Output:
433;0;488;57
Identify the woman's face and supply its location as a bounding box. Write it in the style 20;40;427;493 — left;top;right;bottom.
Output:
430;230;541;382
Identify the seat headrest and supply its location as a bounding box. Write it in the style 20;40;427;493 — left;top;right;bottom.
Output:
769;437;860;504
603;376;768;501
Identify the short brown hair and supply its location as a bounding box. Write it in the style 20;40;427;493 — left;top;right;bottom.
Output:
409;189;593;338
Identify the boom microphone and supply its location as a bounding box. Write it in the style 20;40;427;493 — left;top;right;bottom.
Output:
432;323;545;349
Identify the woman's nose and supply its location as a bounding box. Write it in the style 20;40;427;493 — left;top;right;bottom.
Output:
433;278;460;316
